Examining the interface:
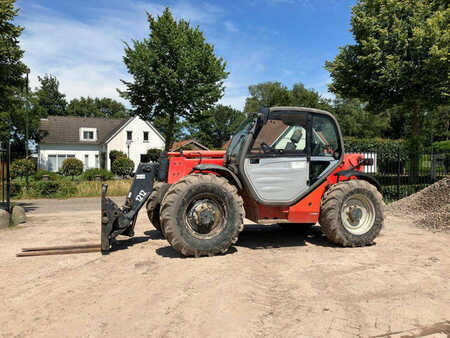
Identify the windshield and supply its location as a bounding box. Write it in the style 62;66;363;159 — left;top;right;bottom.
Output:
226;116;255;161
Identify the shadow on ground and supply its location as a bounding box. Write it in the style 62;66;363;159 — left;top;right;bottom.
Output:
14;202;39;212
154;223;338;258
110;236;151;253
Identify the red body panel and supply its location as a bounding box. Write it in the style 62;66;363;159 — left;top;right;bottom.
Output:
166;151;366;223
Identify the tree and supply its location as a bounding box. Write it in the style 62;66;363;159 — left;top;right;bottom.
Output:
244;82;290;112
146;148;162;162
244;81;332;113
34;74;67;116
332;97;390;138
0;0;27;142
67;97;130;118
325;0;449;152
111;157;134;178
119;8;228;151
289;83;332;111
60;158;83;179
186;105;247;149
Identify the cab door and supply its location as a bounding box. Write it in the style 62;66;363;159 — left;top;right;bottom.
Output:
242;111;309;204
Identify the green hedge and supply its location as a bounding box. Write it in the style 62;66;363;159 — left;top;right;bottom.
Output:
344;138;408;174
112;157;134;177
431;140;450;152
381;184;429;202
81;168;114;181
29;181;77;198
34;170;61;181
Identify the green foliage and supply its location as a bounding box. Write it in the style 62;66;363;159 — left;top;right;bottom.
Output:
60;158;83;178
109;150;127;164
111;157;134;177
10;181;22;197
119;8;228;151
146;148;162;162
432;140;450;152
29;180;76;198
381;184;430;203
34;74;67;116
345;137;408;174
186;105;247;149
0;0;27;143
326;0;449;151
81;168;114;181
67;97;130;118
34;170;61;181
332;97;390;138
244;82;332;113
10;158;35;178
244;82;291;112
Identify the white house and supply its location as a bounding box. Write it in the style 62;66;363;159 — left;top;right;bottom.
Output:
38;115;165;172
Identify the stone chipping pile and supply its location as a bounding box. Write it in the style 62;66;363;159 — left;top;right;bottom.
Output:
388;176;450;232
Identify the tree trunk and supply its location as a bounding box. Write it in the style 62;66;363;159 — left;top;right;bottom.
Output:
164;112;176;152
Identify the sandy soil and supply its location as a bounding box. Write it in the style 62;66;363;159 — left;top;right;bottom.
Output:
0;197;449;338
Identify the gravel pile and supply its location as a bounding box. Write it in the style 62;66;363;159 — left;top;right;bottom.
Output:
387;176;450;232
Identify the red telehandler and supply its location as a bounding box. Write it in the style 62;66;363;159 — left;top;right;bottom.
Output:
101;107;384;257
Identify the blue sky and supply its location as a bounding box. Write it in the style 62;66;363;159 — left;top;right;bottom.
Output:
16;0;356;110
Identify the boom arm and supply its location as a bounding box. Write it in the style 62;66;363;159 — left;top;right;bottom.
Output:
101;162;160;253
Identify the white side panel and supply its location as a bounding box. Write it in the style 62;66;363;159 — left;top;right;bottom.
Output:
244;157;309;202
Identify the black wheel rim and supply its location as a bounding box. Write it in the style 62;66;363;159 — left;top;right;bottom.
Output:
184;193;226;239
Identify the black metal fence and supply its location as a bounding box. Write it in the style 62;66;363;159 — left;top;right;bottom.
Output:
0;141;11;212
349;149;449;201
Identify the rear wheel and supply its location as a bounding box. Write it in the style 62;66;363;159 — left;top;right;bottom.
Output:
160;174;244;257
319;180;384;247
146;182;170;234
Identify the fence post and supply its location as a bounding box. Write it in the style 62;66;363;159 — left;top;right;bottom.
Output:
397;144;401;200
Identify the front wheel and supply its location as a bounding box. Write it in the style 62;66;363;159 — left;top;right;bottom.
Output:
319;180;384;247
160;174;244;257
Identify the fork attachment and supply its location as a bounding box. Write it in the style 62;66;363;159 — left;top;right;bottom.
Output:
101;162;159;254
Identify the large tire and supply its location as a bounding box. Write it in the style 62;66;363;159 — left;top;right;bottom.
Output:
160;174;244;257
146;182;170;233
319;180;384;247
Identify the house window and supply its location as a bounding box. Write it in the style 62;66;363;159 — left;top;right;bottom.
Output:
80;128;97;141
85;154;89;169
47;154;75;172
143;131;149;142
83;131;94;140
95;154;99;169
127;131;133;141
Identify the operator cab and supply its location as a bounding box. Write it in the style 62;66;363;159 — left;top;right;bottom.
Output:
226;107;343;205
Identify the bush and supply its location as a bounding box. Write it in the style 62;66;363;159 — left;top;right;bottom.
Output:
111;157;134;178
60;158;83;179
344;137;408;174
432;140;450;152
81;168;114;181
10;181;22;198
30;180;76;198
146;148;162;162
10;158;35;179
34;170;61;181
109;150;127;164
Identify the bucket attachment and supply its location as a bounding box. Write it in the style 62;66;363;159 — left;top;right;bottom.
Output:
100;163;159;254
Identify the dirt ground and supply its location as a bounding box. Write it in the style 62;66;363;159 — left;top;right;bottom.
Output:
0;197;449;338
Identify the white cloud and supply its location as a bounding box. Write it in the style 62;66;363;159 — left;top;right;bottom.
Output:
17;1;226;106
224;21;238;33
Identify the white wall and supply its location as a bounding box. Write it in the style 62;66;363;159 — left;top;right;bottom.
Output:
106;117;165;170
39;144;101;172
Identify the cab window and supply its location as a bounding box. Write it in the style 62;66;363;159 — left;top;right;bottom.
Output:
311;114;340;157
250;112;307;155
